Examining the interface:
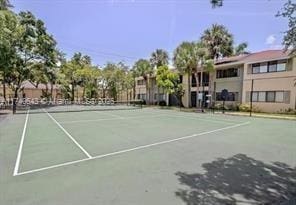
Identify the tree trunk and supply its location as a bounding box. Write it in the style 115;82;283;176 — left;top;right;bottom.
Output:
157;87;159;105
12;88;18;114
103;88;106;98
45;84;49;100
187;70;191;108
50;82;54;100
2;72;6;101
71;83;75;102
133;81;136;100
195;70;199;108
82;86;85;99
3;80;6;101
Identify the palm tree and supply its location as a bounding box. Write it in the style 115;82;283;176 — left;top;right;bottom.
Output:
0;0;13;10
150;49;169;68
173;42;198;108
210;0;223;8
133;59;153;104
150;49;169;105
201;24;234;60
234;42;249;55
194;42;215;109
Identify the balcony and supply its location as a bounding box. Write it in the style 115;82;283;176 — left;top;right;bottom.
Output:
192;82;209;87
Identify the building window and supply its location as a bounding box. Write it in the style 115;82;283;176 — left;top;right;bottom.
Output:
137;94;146;100
261;63;268;73
266;91;275;102
154;93;165;101
216;92;238;101
268;61;277;72
216;68;239;78
258;92;266;102
251;60;287;74
252;92;258;102
251;91;285;103
252;64;260;74
275;91;284;102
277;60;287;71
137;80;145;86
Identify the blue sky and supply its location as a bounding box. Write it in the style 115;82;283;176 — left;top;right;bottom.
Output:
12;0;288;66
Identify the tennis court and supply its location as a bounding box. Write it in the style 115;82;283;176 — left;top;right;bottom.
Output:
1;107;296;204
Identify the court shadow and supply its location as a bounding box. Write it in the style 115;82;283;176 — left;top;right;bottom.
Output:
175;154;296;205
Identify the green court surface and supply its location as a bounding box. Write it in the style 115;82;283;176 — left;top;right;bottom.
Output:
0;108;295;204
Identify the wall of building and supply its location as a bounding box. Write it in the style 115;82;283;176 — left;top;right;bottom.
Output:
211;65;244;106
135;76;168;104
242;57;296;113
133;56;296;113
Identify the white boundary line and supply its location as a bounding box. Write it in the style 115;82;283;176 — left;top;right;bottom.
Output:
140;109;243;123
13;110;30;176
166;114;235;125
44;110;92;159
15;121;250;176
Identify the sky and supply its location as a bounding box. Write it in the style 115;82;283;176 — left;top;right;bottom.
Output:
11;0;288;67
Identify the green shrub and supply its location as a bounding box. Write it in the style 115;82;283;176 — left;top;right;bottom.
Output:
239;103;251;112
238;103;261;112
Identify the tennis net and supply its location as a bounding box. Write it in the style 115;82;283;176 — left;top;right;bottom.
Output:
12;98;143;114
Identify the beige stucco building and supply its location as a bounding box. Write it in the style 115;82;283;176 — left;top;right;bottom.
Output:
135;50;296;113
0;81;62;101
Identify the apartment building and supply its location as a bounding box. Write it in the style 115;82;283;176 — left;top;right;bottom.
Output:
0;81;62;100
135;76;169;105
135;50;296;113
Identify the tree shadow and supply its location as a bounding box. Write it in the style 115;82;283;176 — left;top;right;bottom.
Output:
175;154;296;205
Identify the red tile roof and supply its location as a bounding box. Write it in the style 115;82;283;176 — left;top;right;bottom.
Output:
243;50;290;63
21;81;60;90
215;54;249;65
215;50;291;66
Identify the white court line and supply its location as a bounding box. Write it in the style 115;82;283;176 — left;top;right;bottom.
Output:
44;110;92;159
15;121;250;176
140;109;243;124
165;114;235;125
60;114;168;124
13;110;30;176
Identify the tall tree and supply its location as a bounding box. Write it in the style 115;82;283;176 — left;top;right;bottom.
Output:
201;24;234;60
0;0;13;10
1;11;59;113
194;42;215;109
150;49;169;104
59;53;92;101
210;0;223;8
277;0;296;56
133;59;153;103
234;42;249;55
173;42;198;108
123;70;135;102
156;65;179;105
150;49;169;68
76;65;100;99
210;0;296;56
0;10;18;101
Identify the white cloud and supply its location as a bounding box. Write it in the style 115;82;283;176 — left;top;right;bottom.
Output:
265;34;276;45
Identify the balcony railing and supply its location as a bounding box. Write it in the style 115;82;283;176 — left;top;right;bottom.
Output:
191;82;209;87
